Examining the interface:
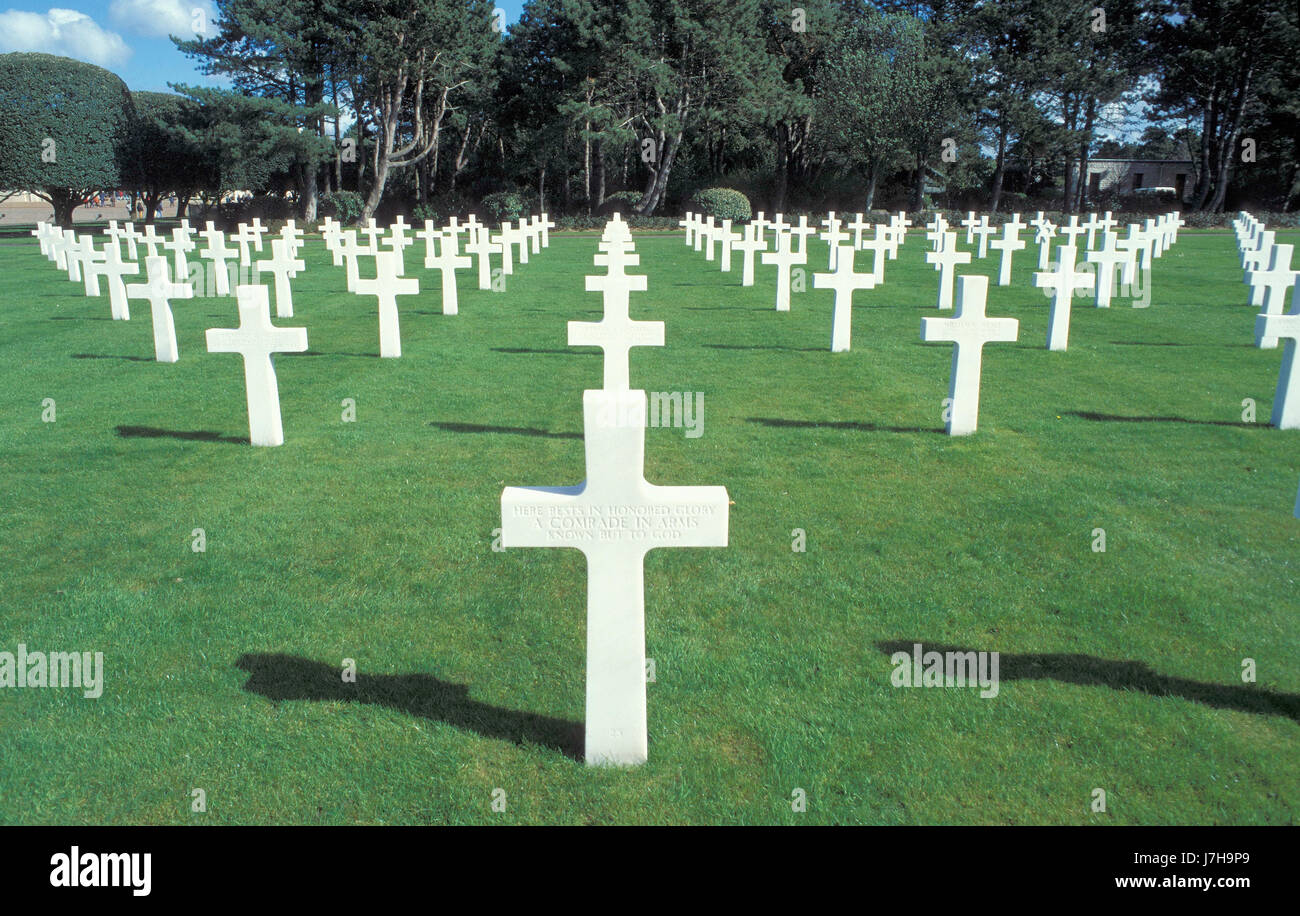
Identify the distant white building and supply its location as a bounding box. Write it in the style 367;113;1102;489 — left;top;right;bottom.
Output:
1084;159;1195;202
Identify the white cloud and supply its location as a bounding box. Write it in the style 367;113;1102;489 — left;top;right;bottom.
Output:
109;0;217;40
0;8;132;68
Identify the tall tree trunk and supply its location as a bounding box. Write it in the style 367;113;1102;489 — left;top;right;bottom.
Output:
864;158;880;211
774;125;790;213
583;121;592;214
910;153;925;212
640;131;682;214
48;188;81;227
989;122;1008;214
593;138;605;210
1192;96;1217;210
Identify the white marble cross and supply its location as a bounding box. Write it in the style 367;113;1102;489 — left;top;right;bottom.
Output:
199;226;237;296
63;231;93;283
1031;214;1056;270
789;215;817;256
1255;293;1300;426
233;222;258;266
678;212;695;246
702;216;718;261
921;274;1018;435
163;227;196;286
279;221;304;270
79;239;106;296
989;222;1026;286
848;213;870;249
32;221;53;257
1058;215;1087;248
814;245;876;352
384;220;414;273
926;231;972;310
205;285;308;446
337;231;364;292
694;215;710;252
495;222;518;275
718;219;740;272
752;211;770;239
121;222;143;260
47;228;69;270
859;225;892;283
416;219;441;266
256;238;305;317
466;228;502;290
360;218;385;255
1250;244;1298;348
139;223;166;258
732;222;767;287
95;239;139;319
500;386;729;766
1034;245;1093;350
760;230;807;312
1082;212;1101;250
1085;231;1130;308
1242;230;1274;272
104;222;126;258
127;255;192;362
820;216;849;270
572;243;662;390
355;250;419;358
961;211;979;245
424;232;472;315
971;216;998;259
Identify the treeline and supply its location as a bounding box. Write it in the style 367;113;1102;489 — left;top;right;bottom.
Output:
3;0;1297;224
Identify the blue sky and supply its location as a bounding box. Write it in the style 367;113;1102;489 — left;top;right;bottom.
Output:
0;1;527;92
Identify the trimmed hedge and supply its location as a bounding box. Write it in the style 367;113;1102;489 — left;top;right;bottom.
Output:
689;187;751;222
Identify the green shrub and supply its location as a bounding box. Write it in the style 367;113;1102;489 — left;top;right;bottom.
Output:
599;191;643;215
412;202;439;226
480;190;528;226
321;191;363;225
689;187;751;222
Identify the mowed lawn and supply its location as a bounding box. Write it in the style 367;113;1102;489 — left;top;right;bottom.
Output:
0;222;1296;825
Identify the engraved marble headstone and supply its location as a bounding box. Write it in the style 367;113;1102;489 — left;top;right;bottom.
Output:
500;226;728;766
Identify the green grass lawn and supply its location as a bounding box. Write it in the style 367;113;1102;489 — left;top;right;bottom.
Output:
1;223;1296;825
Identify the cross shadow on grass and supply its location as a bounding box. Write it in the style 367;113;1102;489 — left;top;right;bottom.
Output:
706;343;826;353
300;350;380;358
492;347;596;356
235;653;583;759
875;641;1300;721
747;417;944;435
116;424;247;445
1063;410;1258;428
73;353;150;361
430;420;582;439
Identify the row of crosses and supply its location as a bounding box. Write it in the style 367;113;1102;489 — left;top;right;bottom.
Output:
500;216;730;766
